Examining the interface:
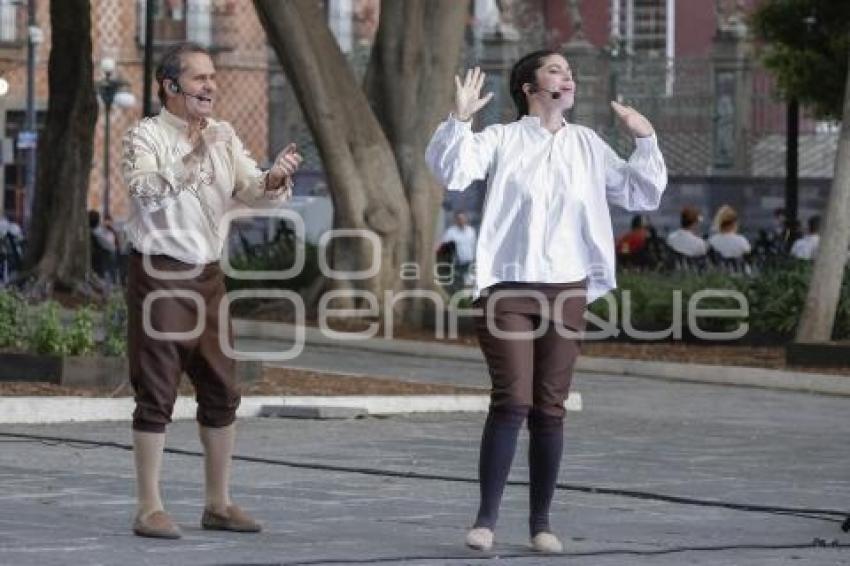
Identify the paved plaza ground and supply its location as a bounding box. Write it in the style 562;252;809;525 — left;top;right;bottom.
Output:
1;361;848;565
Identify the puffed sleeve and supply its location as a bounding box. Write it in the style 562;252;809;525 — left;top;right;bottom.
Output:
600;133;667;211
425;115;501;192
121;120;201;213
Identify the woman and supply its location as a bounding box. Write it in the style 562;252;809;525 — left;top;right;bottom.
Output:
708;205;751;259
425;50;667;554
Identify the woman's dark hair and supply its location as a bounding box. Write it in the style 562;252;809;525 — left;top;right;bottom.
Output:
155;41;211;107
509;49;559;119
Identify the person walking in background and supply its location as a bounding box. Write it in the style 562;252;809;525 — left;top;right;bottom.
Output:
438;210;477;293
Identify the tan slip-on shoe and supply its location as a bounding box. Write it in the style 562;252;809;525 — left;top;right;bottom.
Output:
201;505;262;533
133;510;182;539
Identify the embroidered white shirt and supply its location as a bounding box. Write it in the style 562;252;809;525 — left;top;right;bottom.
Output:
425;115;667;302
121;108;292;264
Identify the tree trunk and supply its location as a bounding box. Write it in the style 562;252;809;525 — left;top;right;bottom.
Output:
254;0;410;311
364;0;470;324
22;0;98;297
254;0;469;326
795;49;850;343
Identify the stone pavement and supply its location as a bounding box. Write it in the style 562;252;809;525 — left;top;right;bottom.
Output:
1;371;848;565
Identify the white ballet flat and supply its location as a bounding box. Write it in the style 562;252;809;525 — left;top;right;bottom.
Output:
531;532;563;553
465;527;494;551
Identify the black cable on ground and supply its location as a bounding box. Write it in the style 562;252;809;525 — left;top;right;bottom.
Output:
0;431;847;531
223;541;850;566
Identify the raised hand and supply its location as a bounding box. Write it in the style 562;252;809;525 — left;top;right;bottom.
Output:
611;101;654;138
455;66;494;122
185;122;231;164
267;142;302;192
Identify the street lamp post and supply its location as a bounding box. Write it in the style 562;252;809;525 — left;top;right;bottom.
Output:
96;58;130;221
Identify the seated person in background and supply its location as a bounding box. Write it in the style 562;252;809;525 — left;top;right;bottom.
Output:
708;205;751;259
616;214;649;256
666;205;708;257
790;215;820;260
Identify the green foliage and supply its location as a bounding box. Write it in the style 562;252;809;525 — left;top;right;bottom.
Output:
590;271;747;336
0;290;129;357
750;0;850;119
65;306;96;356
0;290;28;350
745;261;850;339
102;291;128;357
29;302;69;355
743;261;810;336
586;265;850;341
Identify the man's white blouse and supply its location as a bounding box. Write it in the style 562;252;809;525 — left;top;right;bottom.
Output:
121;108;292;264
426;115;667;302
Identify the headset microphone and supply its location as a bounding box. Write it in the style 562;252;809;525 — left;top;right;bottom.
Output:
530;84;562;100
169;80;209;102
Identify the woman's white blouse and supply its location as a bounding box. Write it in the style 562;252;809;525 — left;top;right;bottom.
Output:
426;115;667;302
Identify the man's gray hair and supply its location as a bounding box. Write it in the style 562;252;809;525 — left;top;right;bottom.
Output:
155;41;211;107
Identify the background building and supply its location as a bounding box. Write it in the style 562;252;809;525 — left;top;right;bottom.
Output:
0;0;270;223
0;0;838;240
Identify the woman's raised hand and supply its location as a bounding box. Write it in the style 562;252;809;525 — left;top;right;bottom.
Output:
611;101;655;138
455;66;493;122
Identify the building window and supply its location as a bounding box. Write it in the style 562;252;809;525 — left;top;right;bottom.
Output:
611;0;674;59
0;0;20;44
137;0;212;47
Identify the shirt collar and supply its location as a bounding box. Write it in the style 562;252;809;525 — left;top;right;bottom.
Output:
519;114;568;134
159;107;189;131
159;107;217;132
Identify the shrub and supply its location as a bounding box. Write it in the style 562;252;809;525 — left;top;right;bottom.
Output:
65;306;96;356
102;291;128;357
0;290;28;350
29;301;68;355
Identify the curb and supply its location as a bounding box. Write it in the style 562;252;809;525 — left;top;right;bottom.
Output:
233;319;850;398
0;393;583;425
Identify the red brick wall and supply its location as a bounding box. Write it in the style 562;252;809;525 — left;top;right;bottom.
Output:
83;0;270;220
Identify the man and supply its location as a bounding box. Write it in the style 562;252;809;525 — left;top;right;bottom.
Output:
438;210;477;293
121;42;302;539
790;215;820;260
666;206;708;257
